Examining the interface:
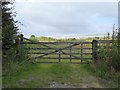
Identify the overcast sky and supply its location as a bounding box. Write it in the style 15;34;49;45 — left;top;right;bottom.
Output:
14;0;118;38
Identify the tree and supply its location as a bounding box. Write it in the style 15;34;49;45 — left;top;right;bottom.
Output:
30;35;35;38
2;1;30;77
2;1;18;51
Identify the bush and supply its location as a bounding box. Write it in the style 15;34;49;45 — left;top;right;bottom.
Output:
109;40;120;72
91;32;120;81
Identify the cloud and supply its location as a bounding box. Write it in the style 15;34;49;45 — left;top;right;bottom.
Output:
14;1;118;38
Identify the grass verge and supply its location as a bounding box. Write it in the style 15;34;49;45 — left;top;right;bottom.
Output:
2;62;119;88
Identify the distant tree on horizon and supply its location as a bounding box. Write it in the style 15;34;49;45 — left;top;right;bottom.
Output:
30;35;35;38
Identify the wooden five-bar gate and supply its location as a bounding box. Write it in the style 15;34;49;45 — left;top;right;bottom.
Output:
20;37;112;64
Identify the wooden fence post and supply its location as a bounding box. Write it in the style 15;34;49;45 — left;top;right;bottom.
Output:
15;34;24;58
92;40;98;63
81;44;83;63
70;46;72;63
58;49;61;62
20;34;24;44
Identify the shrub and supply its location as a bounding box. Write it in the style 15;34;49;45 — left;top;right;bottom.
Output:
92;31;120;79
109;39;120;72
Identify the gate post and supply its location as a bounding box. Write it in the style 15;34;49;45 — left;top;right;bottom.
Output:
15;34;24;58
92;40;98;63
70;46;72;63
81;44;83;63
58;49;61;62
20;34;24;44
18;34;24;57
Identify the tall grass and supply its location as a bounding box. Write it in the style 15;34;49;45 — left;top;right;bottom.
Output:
2;44;29;76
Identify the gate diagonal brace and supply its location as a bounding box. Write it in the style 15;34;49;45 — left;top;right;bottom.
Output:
34;43;80;59
23;37;80;59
